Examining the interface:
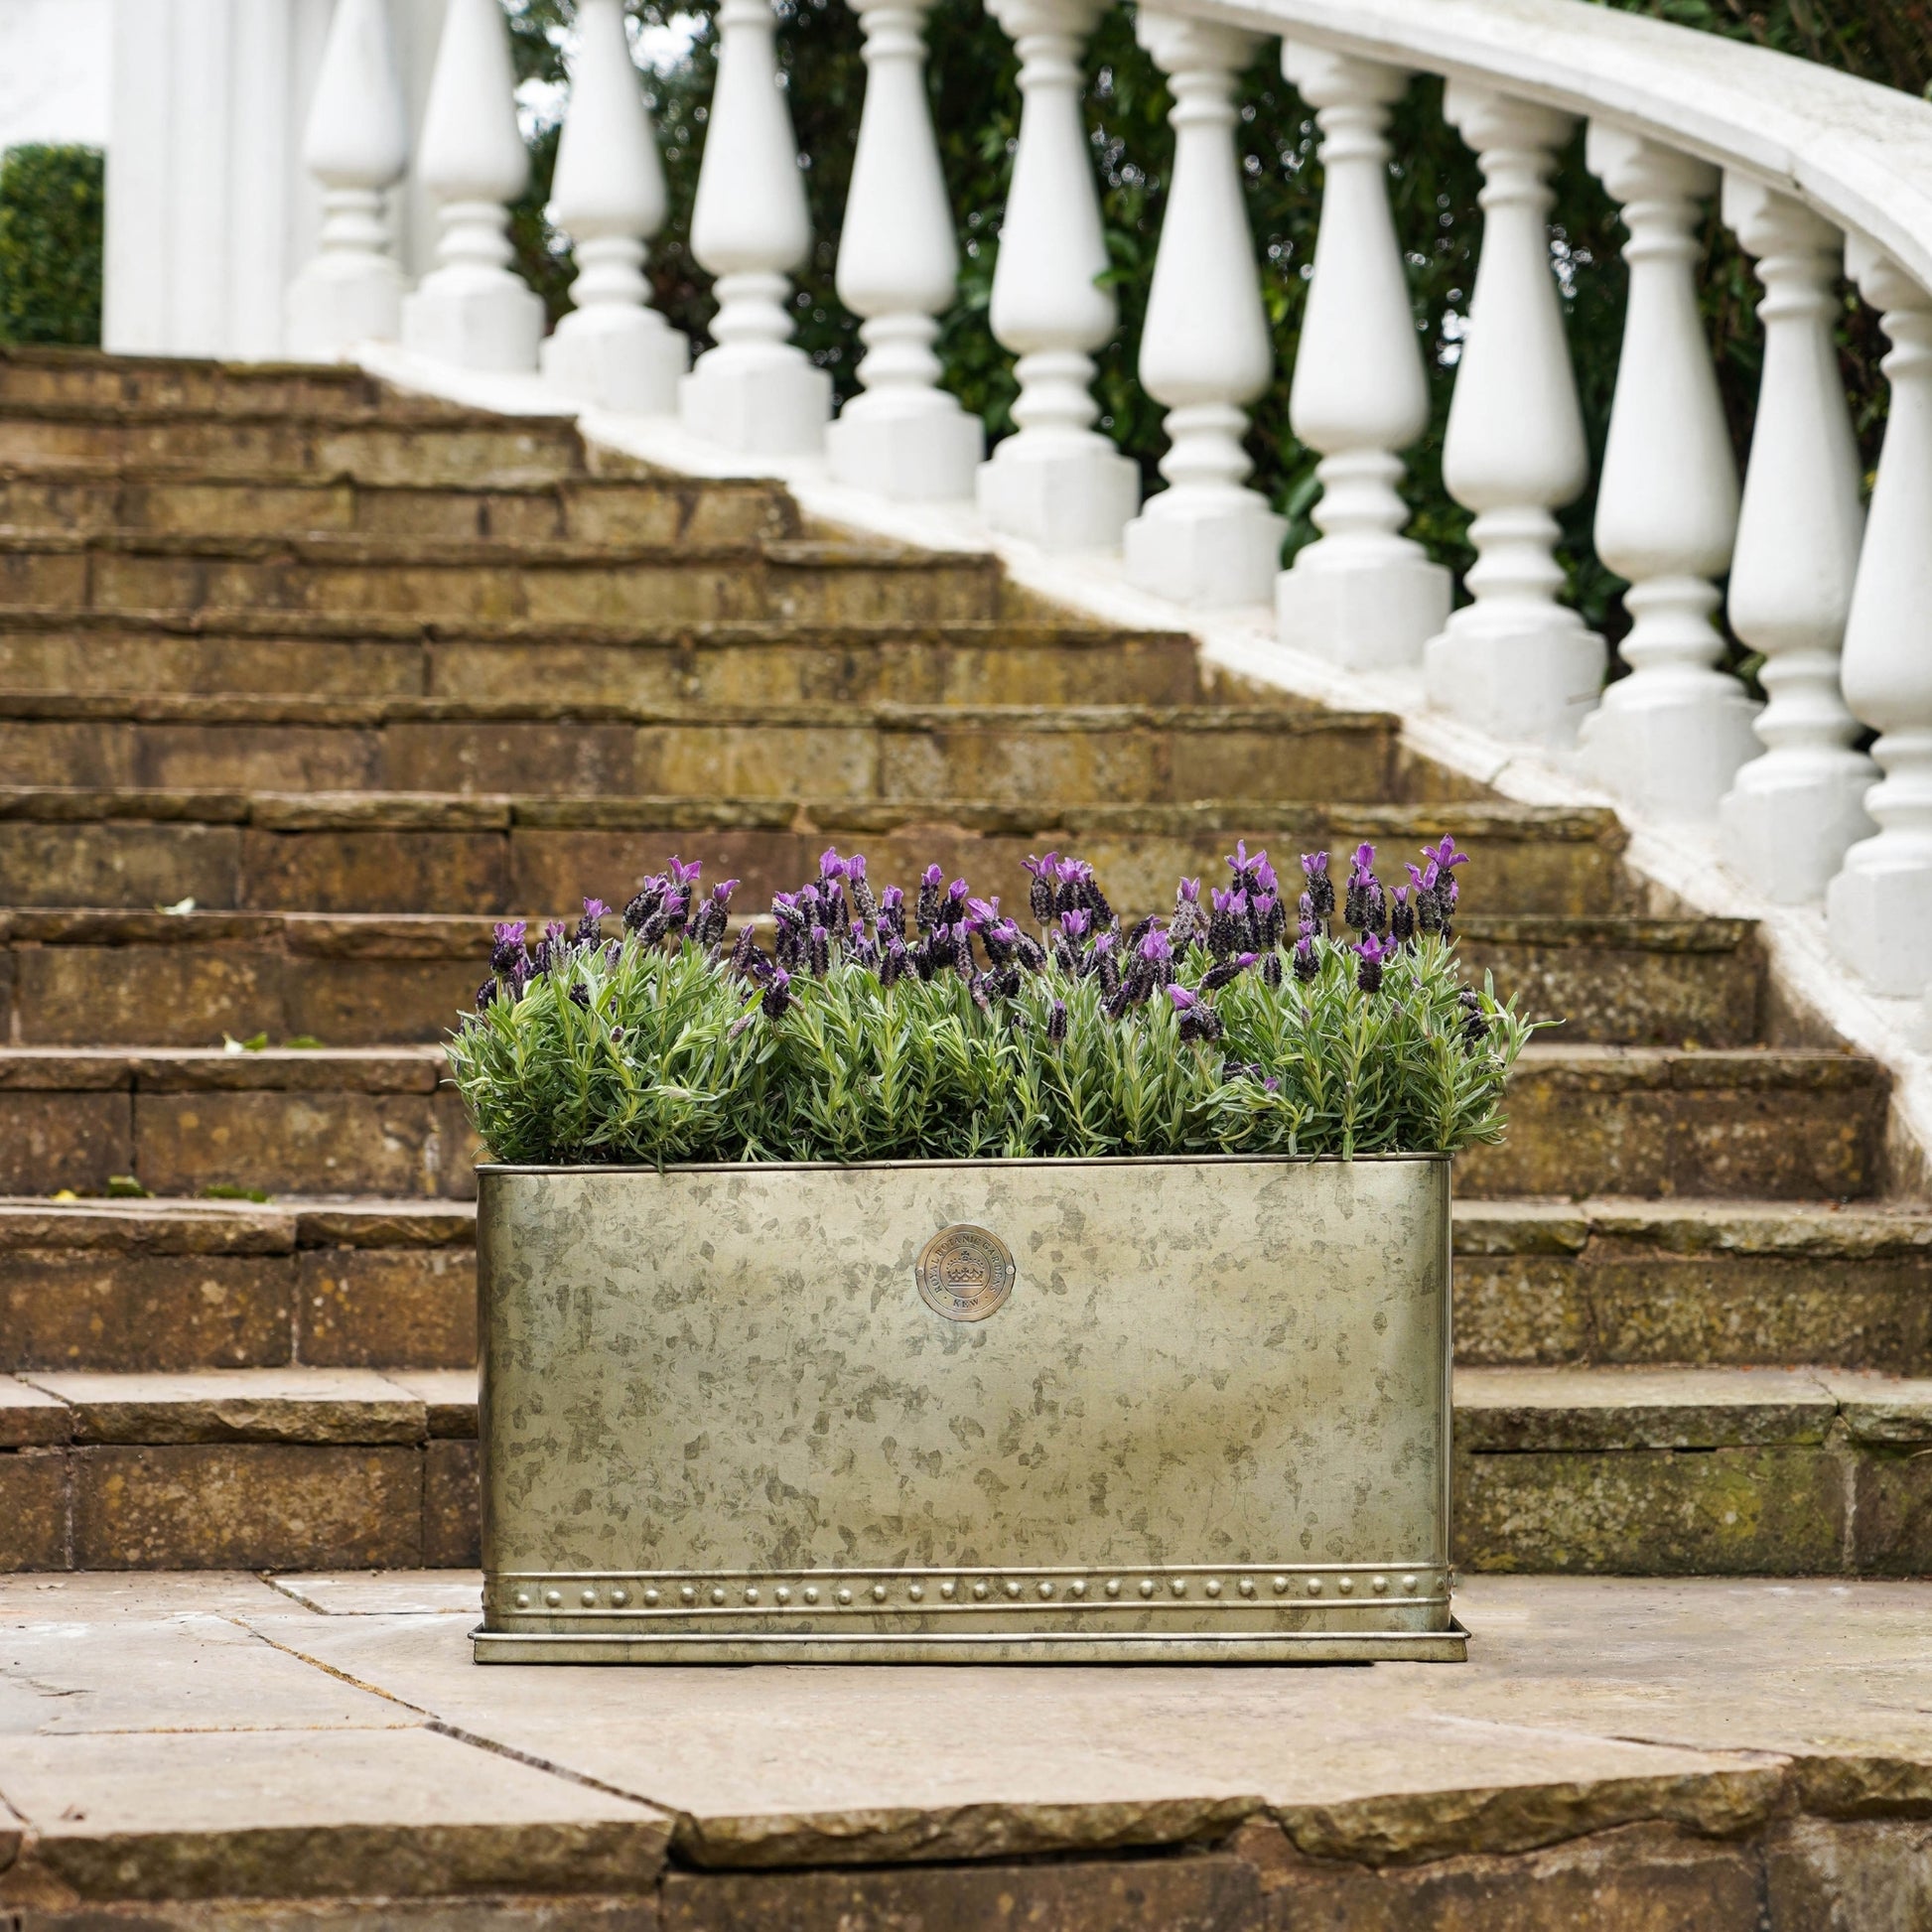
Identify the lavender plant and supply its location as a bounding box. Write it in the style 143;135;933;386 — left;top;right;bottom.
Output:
446;838;1534;1167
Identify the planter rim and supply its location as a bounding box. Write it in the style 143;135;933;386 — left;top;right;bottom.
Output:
478;1152;1453;1175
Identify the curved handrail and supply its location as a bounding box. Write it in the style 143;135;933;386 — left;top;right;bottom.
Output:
1190;0;1932;289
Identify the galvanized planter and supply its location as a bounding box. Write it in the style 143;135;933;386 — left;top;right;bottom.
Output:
476;1155;1461;1664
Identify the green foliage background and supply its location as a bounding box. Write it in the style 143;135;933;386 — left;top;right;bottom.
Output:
505;0;1929;652
0;144;104;347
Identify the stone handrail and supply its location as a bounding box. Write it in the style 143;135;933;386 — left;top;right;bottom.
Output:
254;0;1932;1001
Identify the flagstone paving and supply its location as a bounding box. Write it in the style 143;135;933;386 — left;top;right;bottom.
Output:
0;1571;1928;1926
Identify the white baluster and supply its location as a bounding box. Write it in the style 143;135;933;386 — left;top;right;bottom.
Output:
1718;178;1871;900
286;0;410;360
1423;84;1603;744
826;0;984;498
400;0;544;371
1274;46;1448;669
541;0;688;413
1827;242;1932;998
679;0;832;454
976;0;1138;549
1122;10;1285;608
1576;126;1753;816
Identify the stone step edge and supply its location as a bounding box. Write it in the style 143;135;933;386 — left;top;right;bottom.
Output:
0;1042;1878;1093
0;786;1627;842
0;693;1380;735
0;529;984;570
0;908;1750;958
0;397;582;432
2;1193;1922;1258
0;606;1193;646
0;1193;474;1253
0;462;775;496
7;1364;1928;1452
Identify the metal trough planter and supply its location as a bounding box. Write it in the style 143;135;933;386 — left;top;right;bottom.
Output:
475;1153;1461;1663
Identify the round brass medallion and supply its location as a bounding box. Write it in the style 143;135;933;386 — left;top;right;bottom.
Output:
914;1223;1016;1322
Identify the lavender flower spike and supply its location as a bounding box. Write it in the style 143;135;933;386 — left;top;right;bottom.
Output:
1166;984;1199;1012
489;920;527;973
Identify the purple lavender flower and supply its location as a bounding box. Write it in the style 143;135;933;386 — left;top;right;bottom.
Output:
881;938;908;989
916;864;945;932
668;857;703;892
1139;925;1173;965
760;968;793;1021
818;847;848;883
1344;844;1386;935
1014;930;1047;973
727;924;763;979
1355;930;1394;994
1059;907;1091;942
1024;852;1060;926
1262;950;1283;988
568;980;590;1008
807;924;831;977
475;976;498;1012
1458;986;1488;1045
1301;851;1335;925
984;918;1022;966
1255;892;1285;947
967;896;1001;927
1254;856;1278;897
1046;999;1068;1044
877;884;906;937
489;920;527;974
572;897;610;947
1292;934;1318;984
1423;835;1469;874
1167;984;1199;1013
846;854;879;926
1389;885;1416;946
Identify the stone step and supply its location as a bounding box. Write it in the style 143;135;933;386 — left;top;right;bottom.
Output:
0;1046;477;1201
0;695;1397;806
0;403;594;486
0;1571;1923;1927
0;346;390;414
0;789;1635;917
0;608;1212;707
0;465;795;546
1458;1045;1886;1201
0;1365;479;1571
1453;1364;1932;1576
0;1196;476;1373
0;530;1010;626
8;1195;1923;1379
7;1361;1927;1574
0;910;1758;1048
0;1043;1882;1203
1454;1198;1932;1373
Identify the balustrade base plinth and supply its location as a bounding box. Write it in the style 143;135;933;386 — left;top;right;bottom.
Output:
542;310;690;416
1578;678;1762;821
1827;842;1932;997
679;353;833;457
1124;495;1287;610
286;261;404;366
1423;615;1606;746
828;397;986;503
977;438;1141;553
1276;547;1451;672
401;273;545;375
1720;760;1876;904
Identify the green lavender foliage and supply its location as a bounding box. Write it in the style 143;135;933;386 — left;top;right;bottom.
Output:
447;915;1530;1168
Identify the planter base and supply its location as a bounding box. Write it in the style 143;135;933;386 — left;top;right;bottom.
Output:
474;1621;1469;1664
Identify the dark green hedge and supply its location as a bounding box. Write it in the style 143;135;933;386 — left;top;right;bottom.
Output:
0;144;104;347
505;0;1921;650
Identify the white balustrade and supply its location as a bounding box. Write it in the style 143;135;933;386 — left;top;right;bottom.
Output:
680;0;832;454
400;0;543;373
977;0;1139;549
1274;46;1448;669
1123;10;1286;608
1827;240;1932;998
541;0;688;414
1576;127;1752;817
826;0;984;498
287;0;411;362
1423;85;1602;744
1719;178;1871;901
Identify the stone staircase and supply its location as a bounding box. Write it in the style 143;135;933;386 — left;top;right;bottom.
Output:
0;347;1925;1579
